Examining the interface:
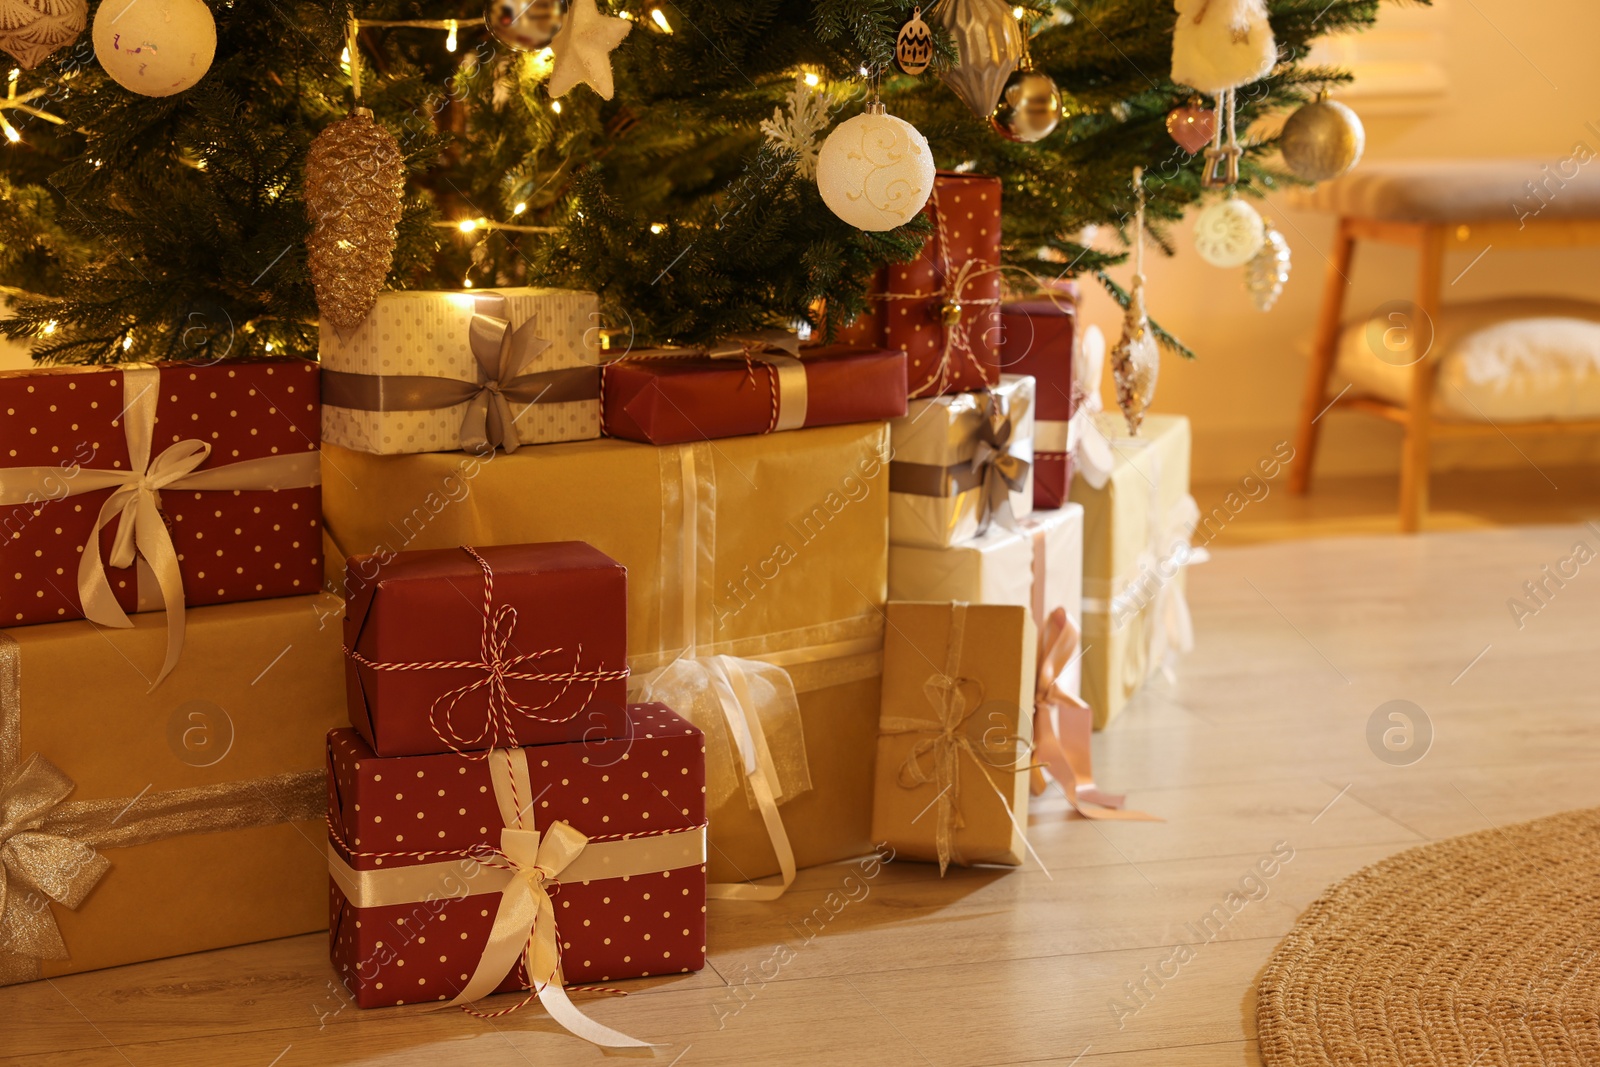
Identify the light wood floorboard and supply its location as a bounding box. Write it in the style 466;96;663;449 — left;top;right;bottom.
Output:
7;524;1599;1066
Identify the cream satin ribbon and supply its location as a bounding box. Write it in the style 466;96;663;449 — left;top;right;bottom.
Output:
0;366;320;686
0;633;324;985
634;443;801;899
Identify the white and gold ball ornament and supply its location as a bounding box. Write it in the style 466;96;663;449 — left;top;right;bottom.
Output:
92;0;215;97
816;103;935;232
484;0;565;52
1194;197;1266;268
1279;96;1365;182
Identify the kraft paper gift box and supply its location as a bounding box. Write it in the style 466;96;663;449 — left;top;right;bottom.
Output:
326;703;707;1018
1069;414;1202;728
601;341;907;444
319;288;602;455
0;359;323;684
0;594;346;985
999;293;1080;509
321;423;890;890
872;602;1036;872
342;542;630;757
888;374;1035;549
889;503;1083;699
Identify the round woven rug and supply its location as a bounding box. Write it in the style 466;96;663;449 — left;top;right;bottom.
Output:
1257;807;1600;1066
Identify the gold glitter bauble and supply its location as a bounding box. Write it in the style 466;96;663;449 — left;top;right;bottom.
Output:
304;108;405;331
1279;98;1365;182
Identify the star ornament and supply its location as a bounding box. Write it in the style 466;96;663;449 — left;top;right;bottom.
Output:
546;0;632;100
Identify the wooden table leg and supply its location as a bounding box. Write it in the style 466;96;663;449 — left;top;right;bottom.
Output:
1289;218;1357;495
1400;227;1446;533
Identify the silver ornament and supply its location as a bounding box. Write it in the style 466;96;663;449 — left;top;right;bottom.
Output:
484;0;566;52
990;67;1062;143
1245;221;1291;311
1279;97;1365;182
936;0;1025;120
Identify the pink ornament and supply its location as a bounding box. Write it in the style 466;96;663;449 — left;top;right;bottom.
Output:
1166;105;1215;155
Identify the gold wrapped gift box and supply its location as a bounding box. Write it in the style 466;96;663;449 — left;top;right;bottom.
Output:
321;423;893;883
0;595;346;984
1069;414;1198;728
872;602;1036;871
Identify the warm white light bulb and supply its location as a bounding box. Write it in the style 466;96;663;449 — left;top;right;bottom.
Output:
512;202;527;215
458;218;478;233
803;72;820;87
650;8;672;32
445;19;458;51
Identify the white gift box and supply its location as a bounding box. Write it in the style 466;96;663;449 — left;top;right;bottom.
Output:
888;374;1035;548
319;288;602;455
888;503;1083;697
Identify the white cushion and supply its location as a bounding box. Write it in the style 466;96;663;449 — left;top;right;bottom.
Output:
1334;298;1600;422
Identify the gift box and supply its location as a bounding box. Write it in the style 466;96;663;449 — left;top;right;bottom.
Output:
601;341;907;445
0;594;346;986
872;602;1036;872
326;703;707;1009
889;503;1083;699
319;288;602;455
0;359;322;683
1000;293;1079;509
888;374;1035;549
1069;414;1201;728
321;424;890;886
343;542;630;757
837;172;1003;398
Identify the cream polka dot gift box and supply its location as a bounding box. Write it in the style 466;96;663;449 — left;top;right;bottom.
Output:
326;703;707;1012
319;288;602;455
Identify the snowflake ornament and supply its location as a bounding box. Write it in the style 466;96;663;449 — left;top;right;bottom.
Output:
761;76;832;179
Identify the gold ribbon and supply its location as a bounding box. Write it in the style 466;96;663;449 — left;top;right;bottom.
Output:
876;603;989;875
604;329;809;435
321;292;590;454
0;366;321;687
0;632;324;985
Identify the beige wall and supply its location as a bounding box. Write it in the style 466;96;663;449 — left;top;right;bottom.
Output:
1082;0;1600;482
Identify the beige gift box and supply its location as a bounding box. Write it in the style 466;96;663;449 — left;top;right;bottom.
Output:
321;423;893;884
319;288;602;455
1069;414;1199;728
871;602;1036;871
889;503;1083;697
888;374;1035;548
0;595;346;985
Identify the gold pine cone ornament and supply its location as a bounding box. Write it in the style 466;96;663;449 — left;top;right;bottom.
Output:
304;108;406;331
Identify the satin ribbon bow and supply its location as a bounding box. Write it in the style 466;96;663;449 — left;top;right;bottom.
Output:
462;296;555;454
448;819;651;1047
893;672;986;875
969;392;1031;536
1067;326;1114;490
1141;495;1205;682
1028;610;1159;822
0;754;110;976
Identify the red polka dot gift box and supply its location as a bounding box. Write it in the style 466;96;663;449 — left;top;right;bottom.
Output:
835;172;1004;400
343;543;631;758
325;703;708;1013
0;359;321;683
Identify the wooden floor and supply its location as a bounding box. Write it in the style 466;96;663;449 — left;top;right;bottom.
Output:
10;523;1600;1066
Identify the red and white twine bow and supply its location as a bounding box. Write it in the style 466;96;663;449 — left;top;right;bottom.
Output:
346;547;629;756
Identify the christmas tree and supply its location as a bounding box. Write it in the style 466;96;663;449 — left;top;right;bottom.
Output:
0;0;1413;364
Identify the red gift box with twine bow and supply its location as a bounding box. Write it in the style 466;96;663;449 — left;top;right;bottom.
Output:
325;703;708;1026
837;172;1004;399
342;544;630;757
0;359;322;684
